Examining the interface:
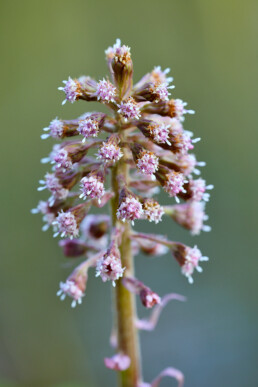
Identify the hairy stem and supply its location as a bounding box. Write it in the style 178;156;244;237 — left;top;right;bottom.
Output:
110;138;142;387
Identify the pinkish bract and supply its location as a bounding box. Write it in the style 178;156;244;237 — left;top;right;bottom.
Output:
33;39;213;387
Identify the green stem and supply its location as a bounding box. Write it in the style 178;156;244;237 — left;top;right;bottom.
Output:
110;139;142;387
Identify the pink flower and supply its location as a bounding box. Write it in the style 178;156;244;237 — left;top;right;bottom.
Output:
140;288;161;309
136;151;159;178
172;243;209;283
105;39;131;64
143;199;164;224
78;118;99;142
150;66;173;85
57;279;84;307
164;171;186;200
181;245;209;283
175;131;194;154
53;210;79;239
79;175;105;202
37;173;69;206
189;178;214;202
41;118;64;139
96;244;125;286
117;196;143;225
171;98;195;122
123;277;161;309
97;141;123;163
148;122;171;145
58;77;81;105
118;97;141;121
96;79;116;102
54;149;73;172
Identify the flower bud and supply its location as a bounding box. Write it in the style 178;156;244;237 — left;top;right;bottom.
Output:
106;39;133;99
123;277;160;308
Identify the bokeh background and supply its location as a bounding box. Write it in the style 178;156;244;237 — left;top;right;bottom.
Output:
0;0;257;386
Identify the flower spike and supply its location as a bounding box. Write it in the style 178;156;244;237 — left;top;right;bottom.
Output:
33;39;212;385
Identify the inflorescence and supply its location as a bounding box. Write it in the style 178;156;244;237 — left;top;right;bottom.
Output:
33;38;213;385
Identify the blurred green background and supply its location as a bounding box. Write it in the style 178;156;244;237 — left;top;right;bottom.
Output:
0;0;257;386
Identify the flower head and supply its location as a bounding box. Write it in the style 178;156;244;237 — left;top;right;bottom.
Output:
96;79;116;103
79;173;105;202
37;173;69;206
152;82;171;103
169;99;195;121
42;118;64;140
148;122;171;145
97;136;123;163
136;150;159;178
96;243;125;286
105;39;131;64
188;178;214;202
57;279;84;307
58;77;82;105
143;199;164;224
117;190;143;224
150;66;173;85
53;210;79;239
54;148;73;172
123;277;160;308
172;243;209;283
118;97;141;121
78;118;99;142
164;171;186;200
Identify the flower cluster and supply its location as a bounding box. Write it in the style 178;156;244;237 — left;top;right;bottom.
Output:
33;39;212;385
